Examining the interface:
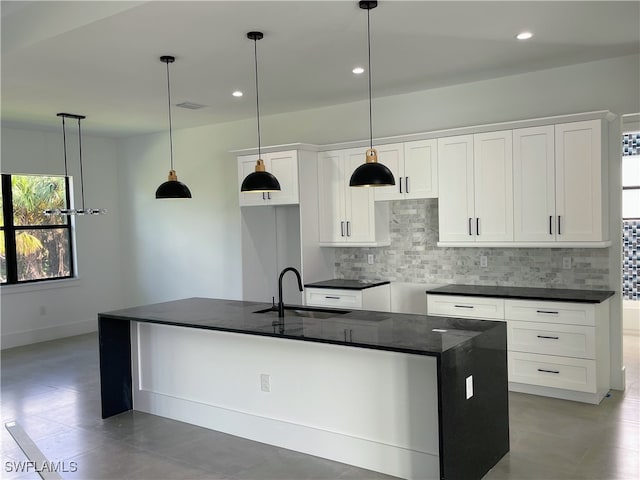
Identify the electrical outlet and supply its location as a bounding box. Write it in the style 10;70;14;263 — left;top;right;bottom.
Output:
480;255;488;268
367;254;374;265
562;257;572;269
466;375;474;399
260;374;270;392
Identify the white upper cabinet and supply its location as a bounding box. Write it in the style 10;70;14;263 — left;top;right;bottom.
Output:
237;150;299;206
317;149;389;246
555;120;604;242
513;125;556;242
437;135;475;242
374;140;438;201
513;120;607;244
438;131;513;243
473;131;513;242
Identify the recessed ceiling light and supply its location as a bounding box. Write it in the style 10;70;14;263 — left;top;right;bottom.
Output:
232;91;243;97
516;31;533;40
352;67;365;75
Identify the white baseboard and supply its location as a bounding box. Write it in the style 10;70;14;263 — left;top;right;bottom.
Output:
509;382;608;405
1;319;97;350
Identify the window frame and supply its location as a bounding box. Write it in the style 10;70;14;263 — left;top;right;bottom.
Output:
1;173;76;285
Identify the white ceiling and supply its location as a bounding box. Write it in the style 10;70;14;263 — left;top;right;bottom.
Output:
2;1;639;137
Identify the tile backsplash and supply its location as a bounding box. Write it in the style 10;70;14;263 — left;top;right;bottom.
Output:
335;199;611;289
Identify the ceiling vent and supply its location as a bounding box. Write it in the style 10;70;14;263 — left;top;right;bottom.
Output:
176;101;206;110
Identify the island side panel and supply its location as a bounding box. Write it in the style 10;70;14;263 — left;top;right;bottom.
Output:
438;322;509;480
131;321;442;480
98;315;132;418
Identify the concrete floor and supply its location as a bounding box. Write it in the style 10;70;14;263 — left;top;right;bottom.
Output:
1;332;638;480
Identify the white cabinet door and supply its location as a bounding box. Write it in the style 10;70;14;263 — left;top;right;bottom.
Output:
344;148;376;243
238;151;299;206
473;131;513;242
513;126;556;242
373;143;404;201
437;135;475;242
403;139;438;200
268;150;299;205
555;120;603;242
318;151;346;243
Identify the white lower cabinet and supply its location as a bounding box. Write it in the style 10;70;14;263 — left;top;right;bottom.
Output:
305;284;391;312
427;294;610;404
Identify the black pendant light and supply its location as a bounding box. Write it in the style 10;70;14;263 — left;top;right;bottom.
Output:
156;55;192;199
349;1;395;188
240;31;281;193
44;113;106;216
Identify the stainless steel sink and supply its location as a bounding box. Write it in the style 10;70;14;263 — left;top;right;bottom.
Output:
254;305;350;319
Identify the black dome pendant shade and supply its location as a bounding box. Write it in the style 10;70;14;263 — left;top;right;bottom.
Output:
349;148;395;187
156;55;192;199
349;0;395;188
241;159;281;192
240;31;281;193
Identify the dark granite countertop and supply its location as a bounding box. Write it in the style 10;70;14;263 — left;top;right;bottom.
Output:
304;279;390;290
426;285;615;304
98;297;503;357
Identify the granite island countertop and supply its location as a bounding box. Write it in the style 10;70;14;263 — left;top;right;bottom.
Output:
98;297;503;357
426;284;615;303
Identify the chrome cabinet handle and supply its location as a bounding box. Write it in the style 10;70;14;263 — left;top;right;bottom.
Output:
558;215;562;235
454;305;474;309
537;335;560;340
340;221;345;237
476;218;480;236
344;329;347;341
405;176;409;193
346;221;351;237
267;192;271;200
468;218;473;236
262;192;266;200
538;368;560;374
349;329;353;342
399;177;403;193
549;215;553;235
325;296;341;300
536;310;559;315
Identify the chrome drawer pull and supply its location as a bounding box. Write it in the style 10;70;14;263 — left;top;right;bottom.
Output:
454;305;474;309
536;310;559;315
537;368;560;374
537;335;560;340
325;296;341;300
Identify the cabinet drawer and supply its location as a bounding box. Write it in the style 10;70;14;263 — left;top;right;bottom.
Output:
508;351;596;393
505;300;595;326
306;288;362;309
508;321;595;359
427;295;504;320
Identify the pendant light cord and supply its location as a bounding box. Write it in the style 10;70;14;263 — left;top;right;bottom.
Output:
77;118;86;210
165;60;174;171
367;5;373;150
253;37;262;159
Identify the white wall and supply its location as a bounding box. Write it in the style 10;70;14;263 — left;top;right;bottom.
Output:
1;126;124;348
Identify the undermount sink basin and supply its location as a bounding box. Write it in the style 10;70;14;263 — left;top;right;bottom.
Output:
254;305;350;319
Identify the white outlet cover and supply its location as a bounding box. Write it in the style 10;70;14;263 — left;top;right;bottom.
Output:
480;256;488;268
466;375;473;399
260;373;270;392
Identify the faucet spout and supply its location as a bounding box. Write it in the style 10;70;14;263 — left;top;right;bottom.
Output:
278;267;304;317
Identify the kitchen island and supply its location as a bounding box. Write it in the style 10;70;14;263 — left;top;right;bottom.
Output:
98;298;509;480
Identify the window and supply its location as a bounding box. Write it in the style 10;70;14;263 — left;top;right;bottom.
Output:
623;132;640;220
0;174;74;284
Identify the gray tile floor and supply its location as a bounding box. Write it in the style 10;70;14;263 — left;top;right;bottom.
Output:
1;332;638;480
